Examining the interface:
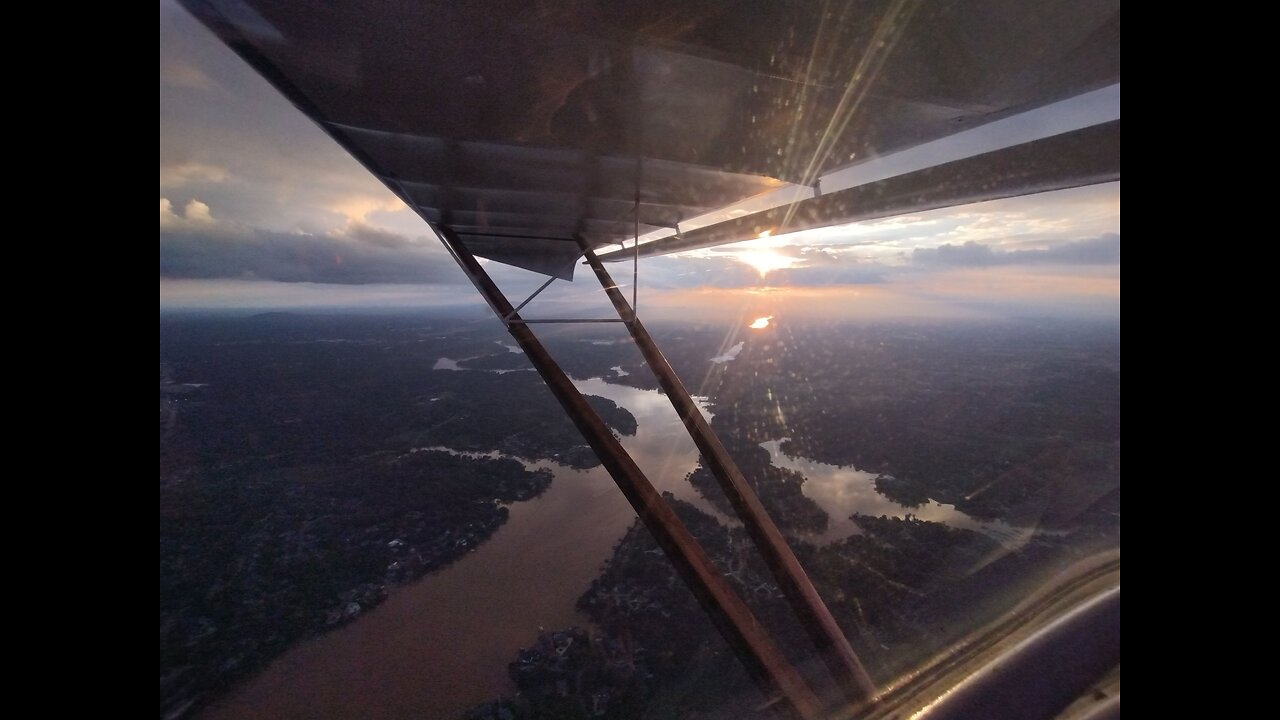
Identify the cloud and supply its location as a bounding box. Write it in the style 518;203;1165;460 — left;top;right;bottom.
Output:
338;221;418;249
912;241;999;267
911;234;1120;267
160;198;217;230
160;279;487;310
905;266;1121;319
649;244;890;290
159;161;230;189
328;195;409;224
798;246;842;264
1032;234;1122;264
160;219;462;285
669;228;1120;291
772;263;888;286
161;2;416;236
184;200;213;224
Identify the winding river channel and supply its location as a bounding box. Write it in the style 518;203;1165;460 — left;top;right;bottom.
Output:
202;373;1021;719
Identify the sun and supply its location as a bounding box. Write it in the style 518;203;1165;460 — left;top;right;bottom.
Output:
734;249;799;278
748;316;774;329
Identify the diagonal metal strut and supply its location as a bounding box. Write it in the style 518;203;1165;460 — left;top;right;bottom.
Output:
579;239;878;707
434;225;826;720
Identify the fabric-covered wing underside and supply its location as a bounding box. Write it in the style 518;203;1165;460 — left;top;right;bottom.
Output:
180;0;1120;279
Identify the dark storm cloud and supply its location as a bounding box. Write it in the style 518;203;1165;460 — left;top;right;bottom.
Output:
912;234;1120;267
160;226;464;285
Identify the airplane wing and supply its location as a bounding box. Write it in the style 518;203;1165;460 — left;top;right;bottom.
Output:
178;0;1119;276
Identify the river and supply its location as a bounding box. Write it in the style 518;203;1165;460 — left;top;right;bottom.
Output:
762;439;1028;549
200;376;717;720
201;376;1024;719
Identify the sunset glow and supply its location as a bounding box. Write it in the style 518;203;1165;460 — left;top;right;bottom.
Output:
749;316;773;329
734;249;800;278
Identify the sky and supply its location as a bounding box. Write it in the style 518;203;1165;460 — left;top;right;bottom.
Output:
159;1;1120;322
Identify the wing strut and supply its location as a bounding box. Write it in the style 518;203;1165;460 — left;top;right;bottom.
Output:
434;225;827;720
579;239;878;707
